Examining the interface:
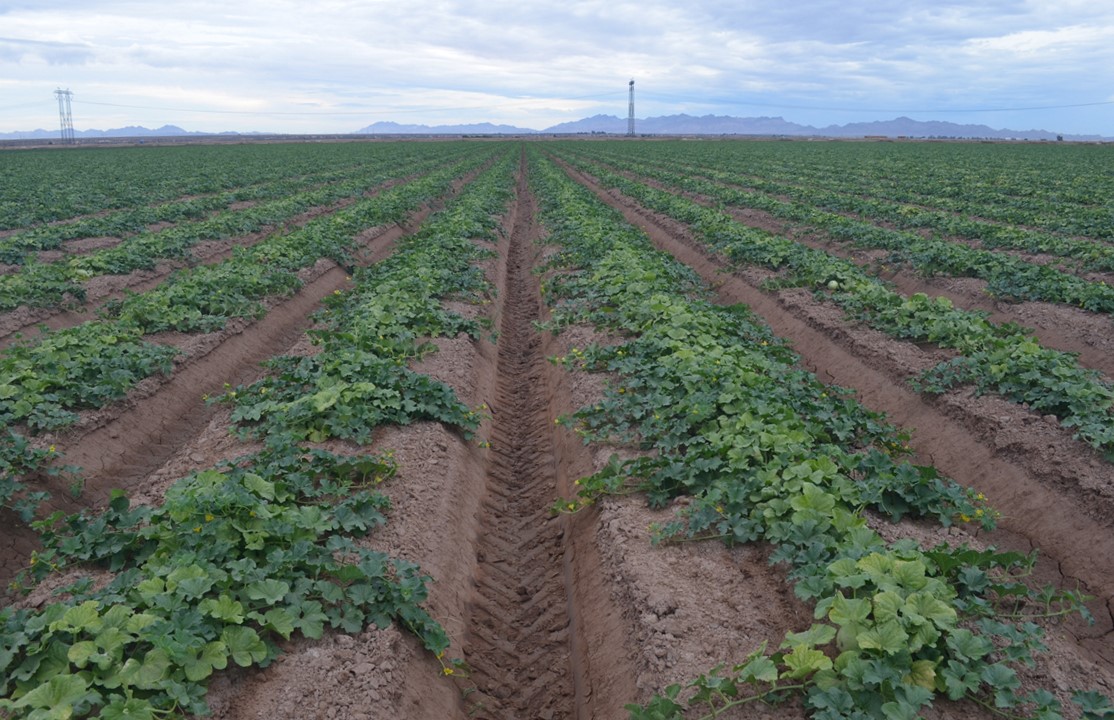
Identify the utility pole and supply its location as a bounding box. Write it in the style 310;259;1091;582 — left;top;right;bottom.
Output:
54;88;75;145
627;79;635;136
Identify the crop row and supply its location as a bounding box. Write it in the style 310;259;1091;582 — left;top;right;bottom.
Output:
0;146;499;522
603;141;1114;239
570;145;1114;312
590;142;1114;275
0;142;442;231
551;150;1114;459
528;150;1110;720
0;148;518;719
0;146;477;312
0;156;375;263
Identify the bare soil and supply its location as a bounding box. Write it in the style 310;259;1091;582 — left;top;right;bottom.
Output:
3;149;1112;720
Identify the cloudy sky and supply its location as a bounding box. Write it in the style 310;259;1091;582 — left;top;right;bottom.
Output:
2;0;1112;135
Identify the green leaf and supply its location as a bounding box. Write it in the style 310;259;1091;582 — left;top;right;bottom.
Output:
259;608;296;640
200;594;245;623
167;564;213;599
872;591;903;625
981;663;1020;692
66;640;97;668
10;673;88;714
99;698;157;720
242;472;275;500
882;699;920;720
891;559;929;591
183;641;228;682
790;483;836;515
125;648;171;690
735;654;779;684
947;628;992;661
296;601;329;640
49;601;101;634
829;593;871;626
903;592;957;630
246;579;289;604
905;659;937;689
1073;690;1114;719
781;623;837;649
857;621;907;655
221;626;267;667
124;613;158;635
782;645;833;679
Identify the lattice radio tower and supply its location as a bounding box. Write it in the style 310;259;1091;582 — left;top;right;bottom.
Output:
627;79;635;136
54;88;75;145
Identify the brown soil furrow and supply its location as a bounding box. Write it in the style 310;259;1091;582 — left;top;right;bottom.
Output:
720;204;1114;379
593;160;1114;379
557;160;1114;665
0;175;419;349
0;214;421;591
52;267;348;508
42;207;430;510
461;160;578;718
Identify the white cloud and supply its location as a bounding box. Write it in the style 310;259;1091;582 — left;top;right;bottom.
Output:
0;0;1111;134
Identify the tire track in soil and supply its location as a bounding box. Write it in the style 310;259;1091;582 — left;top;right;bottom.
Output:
555;158;1114;665
461;160;580;719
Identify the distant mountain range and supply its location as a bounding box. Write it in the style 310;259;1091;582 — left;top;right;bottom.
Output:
2;115;1107;141
0;124;250;140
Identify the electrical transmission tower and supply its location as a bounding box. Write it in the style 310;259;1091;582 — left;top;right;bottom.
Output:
54;88;75;145
627;79;635;136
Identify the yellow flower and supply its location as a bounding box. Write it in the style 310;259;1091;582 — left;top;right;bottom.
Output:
193;526;202;533
204;513;214;522
48;445;56;454
566;503;576;511
959;514;971;523
442;668;454;676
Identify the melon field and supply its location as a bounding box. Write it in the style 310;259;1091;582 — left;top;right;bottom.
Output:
0;138;1112;720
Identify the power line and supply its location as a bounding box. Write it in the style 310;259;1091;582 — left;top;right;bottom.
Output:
73;90;625;117
0;100;53;112
640;91;1114;114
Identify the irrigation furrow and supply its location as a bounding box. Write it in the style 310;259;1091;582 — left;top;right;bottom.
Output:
462;161;578;719
556;157;1114;666
588;157;1114;379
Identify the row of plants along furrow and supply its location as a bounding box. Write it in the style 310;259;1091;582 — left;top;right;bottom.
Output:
0;145;478;312
572;145;1114;310
606;141;1114;240
0;142;403;231
0;154;380;263
527;151;1113;720
585;142;1114;274
0;148;519;720
0;145;498;524
552;150;1114;460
